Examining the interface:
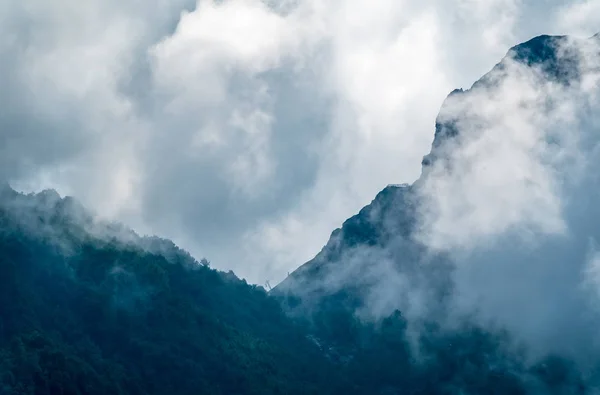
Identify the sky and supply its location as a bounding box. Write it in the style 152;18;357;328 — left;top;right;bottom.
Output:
1;0;600;285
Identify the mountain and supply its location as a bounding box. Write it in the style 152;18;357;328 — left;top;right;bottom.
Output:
274;33;600;391
0;187;347;395
274;33;600;313
1;33;599;395
0;190;583;395
275;33;595;300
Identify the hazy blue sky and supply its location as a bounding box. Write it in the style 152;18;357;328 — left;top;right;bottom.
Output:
1;0;599;284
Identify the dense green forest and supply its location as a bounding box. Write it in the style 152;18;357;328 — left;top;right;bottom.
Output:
0;188;343;394
0;187;591;394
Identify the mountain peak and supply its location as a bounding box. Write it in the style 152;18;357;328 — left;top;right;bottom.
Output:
509;34;566;64
35;188;62;208
276;31;600;323
420;33;597;177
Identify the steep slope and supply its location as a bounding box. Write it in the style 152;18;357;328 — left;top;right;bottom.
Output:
276;34;593;300
274;33;600;392
275;33;600;311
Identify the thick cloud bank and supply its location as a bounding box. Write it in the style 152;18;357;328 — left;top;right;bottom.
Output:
415;35;600;363
1;0;600;283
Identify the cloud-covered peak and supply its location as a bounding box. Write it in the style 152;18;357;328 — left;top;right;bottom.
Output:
278;32;600;367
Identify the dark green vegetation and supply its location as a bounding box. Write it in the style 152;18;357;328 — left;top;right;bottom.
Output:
0;186;590;395
0;187;344;395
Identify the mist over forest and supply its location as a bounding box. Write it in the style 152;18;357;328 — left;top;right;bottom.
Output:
2;0;600;394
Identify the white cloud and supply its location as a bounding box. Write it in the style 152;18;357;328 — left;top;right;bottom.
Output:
417;60;569;250
1;0;599;285
558;0;600;36
405;36;600;358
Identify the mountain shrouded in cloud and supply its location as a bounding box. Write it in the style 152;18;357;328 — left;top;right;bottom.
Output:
276;33;600;367
0;164;587;393
0;186;348;395
1;0;600;284
4;0;600;391
3;31;600;394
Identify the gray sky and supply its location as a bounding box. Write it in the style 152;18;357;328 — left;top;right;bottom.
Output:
1;0;599;284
